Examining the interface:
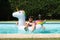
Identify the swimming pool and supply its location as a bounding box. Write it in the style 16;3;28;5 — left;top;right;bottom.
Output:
0;21;60;34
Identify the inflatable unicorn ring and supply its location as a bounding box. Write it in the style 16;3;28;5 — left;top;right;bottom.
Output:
12;10;46;32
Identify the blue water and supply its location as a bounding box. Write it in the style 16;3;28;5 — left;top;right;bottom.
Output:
0;22;60;34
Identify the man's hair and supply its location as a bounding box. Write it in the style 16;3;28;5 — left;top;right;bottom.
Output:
29;16;33;19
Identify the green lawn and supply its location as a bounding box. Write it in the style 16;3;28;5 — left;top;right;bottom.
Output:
0;38;60;40
46;20;60;22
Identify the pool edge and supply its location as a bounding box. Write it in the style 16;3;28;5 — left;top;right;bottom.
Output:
0;34;60;38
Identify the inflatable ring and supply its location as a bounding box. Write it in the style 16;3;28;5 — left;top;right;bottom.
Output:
35;20;46;24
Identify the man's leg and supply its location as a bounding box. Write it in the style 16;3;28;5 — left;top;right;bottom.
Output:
41;24;45;30
24;24;28;31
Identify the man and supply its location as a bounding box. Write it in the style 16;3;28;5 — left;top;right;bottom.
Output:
24;16;36;32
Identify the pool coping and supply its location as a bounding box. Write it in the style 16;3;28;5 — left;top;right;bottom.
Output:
0;34;60;38
0;21;60;24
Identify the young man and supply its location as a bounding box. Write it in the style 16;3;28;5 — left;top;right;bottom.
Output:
24;16;36;32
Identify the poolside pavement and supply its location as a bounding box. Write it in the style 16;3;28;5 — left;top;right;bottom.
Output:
0;34;60;38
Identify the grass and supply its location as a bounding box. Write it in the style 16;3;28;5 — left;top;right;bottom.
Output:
46;20;60;21
0;38;60;40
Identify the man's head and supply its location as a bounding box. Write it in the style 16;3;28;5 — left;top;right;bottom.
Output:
29;16;33;22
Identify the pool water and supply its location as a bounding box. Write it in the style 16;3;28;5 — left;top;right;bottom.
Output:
0;22;60;34
0;23;18;34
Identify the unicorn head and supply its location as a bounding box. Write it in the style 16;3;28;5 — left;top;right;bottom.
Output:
12;10;25;26
12;10;25;19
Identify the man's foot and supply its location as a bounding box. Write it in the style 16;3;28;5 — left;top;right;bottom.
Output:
24;27;28;31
